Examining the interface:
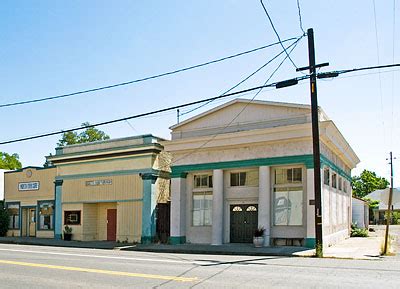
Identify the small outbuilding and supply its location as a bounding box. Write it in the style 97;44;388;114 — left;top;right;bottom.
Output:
352;197;369;229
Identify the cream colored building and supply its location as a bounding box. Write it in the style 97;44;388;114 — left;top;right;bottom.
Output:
46;135;170;243
163;99;360;247
4;166;56;238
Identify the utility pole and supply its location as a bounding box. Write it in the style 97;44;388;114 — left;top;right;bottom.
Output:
383;151;395;255
297;28;329;257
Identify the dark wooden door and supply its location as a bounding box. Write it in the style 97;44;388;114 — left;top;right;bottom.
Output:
156;202;170;243
230;204;258;243
107;209;117;241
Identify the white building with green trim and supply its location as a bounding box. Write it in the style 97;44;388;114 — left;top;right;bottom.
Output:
163;99;359;247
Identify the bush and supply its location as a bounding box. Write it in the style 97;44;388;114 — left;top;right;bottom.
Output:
351;223;368;237
0;206;9;237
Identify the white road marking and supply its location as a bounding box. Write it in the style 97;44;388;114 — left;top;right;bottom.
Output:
0;247;210;265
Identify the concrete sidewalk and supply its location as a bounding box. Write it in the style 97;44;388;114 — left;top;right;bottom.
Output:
0;235;386;260
0;236;124;250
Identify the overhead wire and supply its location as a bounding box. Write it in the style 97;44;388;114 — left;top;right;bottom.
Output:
372;0;387;151
296;0;306;35
169;34;304;166
259;0;302;71
179;36;303;117
0;38;300;109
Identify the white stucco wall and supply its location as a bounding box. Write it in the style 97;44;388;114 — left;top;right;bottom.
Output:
352;197;368;228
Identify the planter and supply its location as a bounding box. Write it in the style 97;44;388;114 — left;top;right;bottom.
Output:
64;233;72;241
253;236;264;248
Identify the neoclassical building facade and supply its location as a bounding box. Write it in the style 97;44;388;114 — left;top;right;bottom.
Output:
163;99;359;247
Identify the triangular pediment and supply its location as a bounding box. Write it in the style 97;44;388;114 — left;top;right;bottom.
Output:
171;99;325;138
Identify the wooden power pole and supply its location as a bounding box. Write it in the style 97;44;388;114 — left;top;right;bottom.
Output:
383;151;394;255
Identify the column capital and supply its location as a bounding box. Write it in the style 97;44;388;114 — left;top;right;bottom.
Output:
54;179;63;186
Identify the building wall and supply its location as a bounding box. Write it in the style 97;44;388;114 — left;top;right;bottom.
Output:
352;197;368;229
5;167;56;202
61;174;143;203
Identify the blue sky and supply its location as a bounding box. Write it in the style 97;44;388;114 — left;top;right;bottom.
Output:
0;1;398;185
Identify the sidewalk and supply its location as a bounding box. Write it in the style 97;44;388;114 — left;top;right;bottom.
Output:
0;236;123;250
0;235;385;260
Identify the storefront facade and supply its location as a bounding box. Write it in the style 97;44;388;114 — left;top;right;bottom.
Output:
4;167;56;238
46;135;170;243
164;99;359;247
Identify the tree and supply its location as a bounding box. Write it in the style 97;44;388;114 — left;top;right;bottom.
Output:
57;122;110;146
352;169;389;199
0;152;22;170
0;201;9;237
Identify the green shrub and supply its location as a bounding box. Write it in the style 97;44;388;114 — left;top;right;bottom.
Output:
351;223;368;237
0;206;9;237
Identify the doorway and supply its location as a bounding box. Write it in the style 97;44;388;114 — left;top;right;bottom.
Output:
230;204;258;243
22;207;36;237
107;209;117;241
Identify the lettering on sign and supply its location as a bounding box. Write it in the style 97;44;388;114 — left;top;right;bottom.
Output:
85;179;112;186
18;181;40;191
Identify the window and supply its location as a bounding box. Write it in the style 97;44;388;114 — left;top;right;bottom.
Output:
323;168;330;185
332;173;337;188
274;187;303;226
338;177;342;191
273;167;303;226
194;174;212;188
38;201;54;230
192;192;212;226
230;170;258;186
64;211;81;225
7;203;20;229
343;181;348;193
275;168;302;184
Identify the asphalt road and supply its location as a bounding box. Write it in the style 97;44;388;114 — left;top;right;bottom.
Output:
0;243;399;289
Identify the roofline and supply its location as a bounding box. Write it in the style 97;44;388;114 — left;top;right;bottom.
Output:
5;166;56;174
170;98;328;130
55;134;166;150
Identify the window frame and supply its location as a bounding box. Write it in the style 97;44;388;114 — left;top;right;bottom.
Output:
230;170;259;187
192;191;213;227
273;167;304;227
37;200;55;231
332;172;337;189
193;174;213;189
64;210;81;226
6;202;20;230
323;167;330;186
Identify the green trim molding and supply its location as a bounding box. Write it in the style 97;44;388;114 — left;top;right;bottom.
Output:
169;236;186;245
62;198;143;205
56;168;158;181
171;154;352;180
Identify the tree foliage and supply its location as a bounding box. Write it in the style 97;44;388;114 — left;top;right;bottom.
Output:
352;169;389;198
57;122;110;146
0;201;9;237
0;152;22;170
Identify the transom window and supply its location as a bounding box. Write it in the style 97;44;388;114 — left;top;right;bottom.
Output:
194;174;213;189
275;168;302;184
246;206;257;212
232;206;243;212
324;168;330;185
332;173;337;189
230;170;258;187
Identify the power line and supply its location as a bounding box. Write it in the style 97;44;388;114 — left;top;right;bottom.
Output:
0;80;307;146
0;38;300;109
260;0;301;70
179;36;304;116
171;33;303;165
372;0;386;151
296;0;306;35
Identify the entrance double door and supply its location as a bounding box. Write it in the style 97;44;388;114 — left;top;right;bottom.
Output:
230;204;258;243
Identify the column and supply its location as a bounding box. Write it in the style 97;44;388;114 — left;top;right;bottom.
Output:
258;166;271;246
54;179;63;240
170;174;187;244
211;169;223;245
141;173;157;244
305;168;316;248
